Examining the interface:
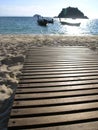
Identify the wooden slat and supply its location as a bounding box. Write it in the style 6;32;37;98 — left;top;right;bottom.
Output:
24;59;98;64
19;75;98;83
23;121;98;130
23;64;98;70
13;95;98;107
20;73;98;79
16;84;98;93
22;67;98;72
21;70;98;76
15;89;98;100
8;111;98;127
25;59;98;63
23;63;98;67
11;102;98;117
19;79;98;87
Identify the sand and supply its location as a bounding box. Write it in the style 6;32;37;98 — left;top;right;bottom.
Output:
0;34;98;130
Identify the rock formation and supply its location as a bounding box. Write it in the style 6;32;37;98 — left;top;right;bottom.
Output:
58;7;88;19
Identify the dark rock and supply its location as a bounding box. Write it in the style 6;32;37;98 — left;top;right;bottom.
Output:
58;7;88;19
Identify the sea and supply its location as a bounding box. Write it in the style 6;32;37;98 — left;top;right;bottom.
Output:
0;17;98;35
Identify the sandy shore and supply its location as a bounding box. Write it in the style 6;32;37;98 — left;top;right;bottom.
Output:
0;34;98;47
0;34;98;130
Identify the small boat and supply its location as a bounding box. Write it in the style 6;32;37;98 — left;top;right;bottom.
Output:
37;19;47;26
37;15;54;26
58;6;88;27
60;21;81;26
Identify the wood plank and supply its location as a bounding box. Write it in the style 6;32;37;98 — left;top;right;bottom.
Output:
23;64;98;70
23;121;98;130
23;64;98;67
22;70;98;76
15;89;98;100
19;79;98;87
13;95;98;107
24;62;98;65
8;111;98;127
25;61;98;63
22;68;98;73
20;73;98;79
11;102;98;117
16;84;98;93
19;75;98;83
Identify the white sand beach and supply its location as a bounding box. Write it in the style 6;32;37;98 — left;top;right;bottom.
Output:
0;34;98;129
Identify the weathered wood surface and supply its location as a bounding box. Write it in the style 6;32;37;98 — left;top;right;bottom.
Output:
8;47;98;130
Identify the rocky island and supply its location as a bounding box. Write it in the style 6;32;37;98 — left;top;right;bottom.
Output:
58;6;88;19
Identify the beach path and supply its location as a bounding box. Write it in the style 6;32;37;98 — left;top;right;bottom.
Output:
8;46;98;130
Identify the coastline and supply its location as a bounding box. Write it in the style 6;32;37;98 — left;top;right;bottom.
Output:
0;34;98;48
0;34;98;129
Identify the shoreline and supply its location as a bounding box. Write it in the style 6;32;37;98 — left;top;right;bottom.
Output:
0;34;98;46
0;34;98;129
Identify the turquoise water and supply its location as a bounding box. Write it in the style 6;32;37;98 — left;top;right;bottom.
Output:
0;17;98;35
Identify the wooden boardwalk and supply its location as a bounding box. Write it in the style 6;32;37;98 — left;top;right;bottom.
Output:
8;47;98;130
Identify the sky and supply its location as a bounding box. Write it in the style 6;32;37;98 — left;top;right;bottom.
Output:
0;0;98;18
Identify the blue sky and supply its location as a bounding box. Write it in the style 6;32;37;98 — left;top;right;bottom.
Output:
0;0;98;18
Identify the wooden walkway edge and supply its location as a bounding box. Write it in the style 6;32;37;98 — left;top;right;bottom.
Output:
8;47;98;130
